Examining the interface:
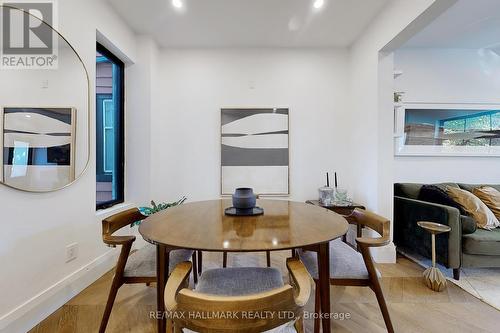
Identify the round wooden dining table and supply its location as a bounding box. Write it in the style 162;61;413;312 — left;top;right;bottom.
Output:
139;199;348;333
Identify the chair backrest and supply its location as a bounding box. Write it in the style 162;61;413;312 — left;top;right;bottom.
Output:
352;208;389;238
101;208;145;245
166;258;311;332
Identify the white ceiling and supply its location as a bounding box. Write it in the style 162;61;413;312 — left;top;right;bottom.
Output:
403;0;500;49
106;0;389;48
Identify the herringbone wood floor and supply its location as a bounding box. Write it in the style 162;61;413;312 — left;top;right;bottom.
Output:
29;252;500;333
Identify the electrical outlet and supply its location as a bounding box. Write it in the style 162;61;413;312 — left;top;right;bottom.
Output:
66;243;78;263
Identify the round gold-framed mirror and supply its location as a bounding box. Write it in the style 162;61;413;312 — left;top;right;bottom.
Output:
0;4;90;192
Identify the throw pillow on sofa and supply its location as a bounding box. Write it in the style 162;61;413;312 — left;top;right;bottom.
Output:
418;185;466;215
447;187;500;230
473;186;500;220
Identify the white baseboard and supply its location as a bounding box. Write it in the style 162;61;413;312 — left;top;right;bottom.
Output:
371;242;397;263
0;249;118;333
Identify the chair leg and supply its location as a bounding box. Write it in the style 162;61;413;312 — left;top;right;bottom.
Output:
197;250;203;274
294;316;304;333
359;243;394;333
167;319;174;333
192;252;198;284
99;275;122;333
314;280;320;333
371;277;394;333
99;242;131;333
173;322;183;333
266;251;271;267
453;268;460;280
223;251;228;268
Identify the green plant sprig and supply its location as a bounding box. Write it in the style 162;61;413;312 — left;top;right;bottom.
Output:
131;196;187;227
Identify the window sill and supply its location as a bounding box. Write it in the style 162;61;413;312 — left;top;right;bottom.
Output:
96;202;134;218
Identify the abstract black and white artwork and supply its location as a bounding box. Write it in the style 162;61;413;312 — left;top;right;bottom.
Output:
221;108;289;195
1;107;76;191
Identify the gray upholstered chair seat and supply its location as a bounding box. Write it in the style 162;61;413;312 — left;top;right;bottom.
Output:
195;267;284;296
123;243;193;277
186;267;296;333
299;238;380;280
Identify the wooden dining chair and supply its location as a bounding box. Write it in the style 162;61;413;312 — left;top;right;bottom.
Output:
165;257;312;333
299;208;394;333
99;208;197;333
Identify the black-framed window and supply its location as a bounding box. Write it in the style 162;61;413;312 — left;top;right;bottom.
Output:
96;43;124;209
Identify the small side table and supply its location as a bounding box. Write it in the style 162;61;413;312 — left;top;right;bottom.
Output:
306;200;365;216
306;200;365;250
417;221;451;292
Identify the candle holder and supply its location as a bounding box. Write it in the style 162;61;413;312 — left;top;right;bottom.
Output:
318;186;335;206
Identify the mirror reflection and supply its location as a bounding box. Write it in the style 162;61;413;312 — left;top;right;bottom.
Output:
0;5;89;192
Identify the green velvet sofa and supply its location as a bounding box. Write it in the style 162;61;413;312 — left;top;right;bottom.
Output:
394;183;500;280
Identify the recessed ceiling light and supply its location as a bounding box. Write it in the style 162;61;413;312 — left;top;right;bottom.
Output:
313;0;324;10
172;0;183;9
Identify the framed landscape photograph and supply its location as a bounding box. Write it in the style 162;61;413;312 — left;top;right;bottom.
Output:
221;108;289;195
1;107;76;191
395;103;500;156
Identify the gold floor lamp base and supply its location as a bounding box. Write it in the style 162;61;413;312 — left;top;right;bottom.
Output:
423;266;447;292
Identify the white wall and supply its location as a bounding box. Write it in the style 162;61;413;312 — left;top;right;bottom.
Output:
348;0;437;213
150;48;352;203
126;36;159;205
347;0;446;262
0;1;152;332
350;0;434;210
395;48;500;104
394;48;500;184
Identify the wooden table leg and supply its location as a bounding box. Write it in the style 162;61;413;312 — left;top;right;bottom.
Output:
156;244;168;333
356;224;363;252
197;250;203;274
318;242;331;333
192;251;198;284
223;251;228;267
